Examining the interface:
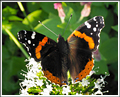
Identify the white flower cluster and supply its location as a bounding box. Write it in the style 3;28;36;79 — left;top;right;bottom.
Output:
92;73;109;95
41;84;53;95
19;58;44;95
19;58;109;95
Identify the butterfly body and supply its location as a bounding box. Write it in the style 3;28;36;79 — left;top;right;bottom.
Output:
18;16;105;85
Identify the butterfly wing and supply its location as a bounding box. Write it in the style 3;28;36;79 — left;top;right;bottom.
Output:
67;16;105;81
18;30;67;85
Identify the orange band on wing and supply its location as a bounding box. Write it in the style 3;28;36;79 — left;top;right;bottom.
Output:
35;37;48;59
43;70;66;85
71;30;95;49
42;37;48;43
75;58;94;81
35;45;42;53
39;42;45;46
36;52;41;59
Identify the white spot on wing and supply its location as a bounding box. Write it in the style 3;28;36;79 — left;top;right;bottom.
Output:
93;16;97;21
93;27;97;32
28;40;31;44
96;24;98;27
23;43;26;46
100;21;103;24
97;45;99;49
98;39;100;43
100;28;102;32
85;21;91;28
24;30;27;34
31;35;35;39
90;33;93;35
31;32;36;39
18;37;20;40
103;21;104;25
33;44;35;46
26;47;29;51
33;31;36;35
98;33;100;37
29;52;31;56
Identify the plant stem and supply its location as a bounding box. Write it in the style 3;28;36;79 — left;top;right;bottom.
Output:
77;15;84;23
2;25;29;59
17;2;34;31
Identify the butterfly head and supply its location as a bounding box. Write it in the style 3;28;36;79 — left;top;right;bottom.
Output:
57;34;65;43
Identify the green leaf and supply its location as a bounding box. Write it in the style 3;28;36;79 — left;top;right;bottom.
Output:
100;32;109;44
62;3;77;24
40;2;58;15
9;57;26;76
27;2;40;13
2;57;26;78
99;38;118;64
90;5;108;19
57;22;69;30
114;3;118;15
4;38;18;55
102;10;114;34
2;22;30;36
94;60;109;75
57;22;80;40
48;13;59;19
57;22;79;31
8;16;23;21
28;87;41;93
22;10;48;28
65;2;83;21
104;2;117;8
34;18;62;41
112;25;118;32
2;57;26;94
2;46;11;61
109;61;118;81
91;2;104;6
66;2;83;12
2;6;18;20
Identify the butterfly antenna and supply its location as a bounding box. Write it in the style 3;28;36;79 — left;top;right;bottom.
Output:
62;14;72;36
38;21;58;36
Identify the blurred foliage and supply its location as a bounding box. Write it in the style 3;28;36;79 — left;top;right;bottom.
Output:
2;2;118;95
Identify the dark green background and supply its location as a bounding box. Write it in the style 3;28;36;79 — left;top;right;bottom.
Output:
2;2;118;95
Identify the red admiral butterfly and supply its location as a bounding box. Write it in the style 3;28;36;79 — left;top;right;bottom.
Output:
18;16;105;85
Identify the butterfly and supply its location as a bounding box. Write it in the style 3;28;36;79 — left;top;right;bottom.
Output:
18;16;105;85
